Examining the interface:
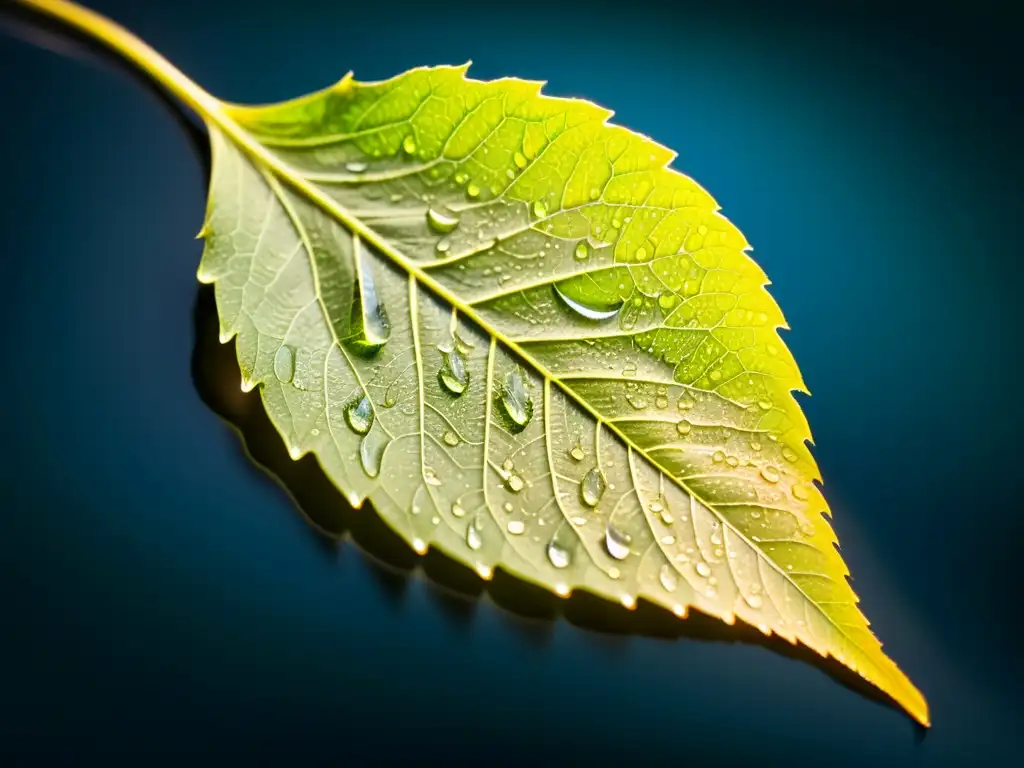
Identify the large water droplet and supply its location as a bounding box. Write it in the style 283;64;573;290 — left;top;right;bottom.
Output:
659;564;679;592
547;537;571;569
760;465;780;483
553;283;623;321
426;206;460;234
274;344;295;383
349;240;391;355
358;430;389;478
580;467;605;507
466;515;484;551
507;520;525;536
439;347;469;395
501;371;533;428
605;523;631;560
695;561;712;578
345;395;374;435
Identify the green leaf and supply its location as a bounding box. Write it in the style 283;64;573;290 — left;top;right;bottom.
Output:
22;0;929;726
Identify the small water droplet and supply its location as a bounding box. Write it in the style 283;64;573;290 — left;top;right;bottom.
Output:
402;135;417;154
744;593;763;610
580;467;605;507
506;474;525;493
439;347;470;395
466;182;480;198
507;520;525;535
710;370;722;381
501;371;533;427
443;430;460;446
605;523;631;560
677;395;695;411
710;531;722;546
676;419;691;436
345;161;368;173
424;467;442;486
569;443;585;462
514;151;528;169
345;395;374;434
274;344;295;383
726;455;739;467
758;399;772;411
547;538;571;569
695;561;712;578
782;446;799;462
712;450;725;463
760;465;780;483
533;200;547;218
466;515;484;550
452;502;466;518
435;237;451;255
659;564;679;592
574;241;590;261
792;483;810;501
426;206;460;234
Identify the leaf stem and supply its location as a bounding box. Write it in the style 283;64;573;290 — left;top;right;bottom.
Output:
18;0;220;119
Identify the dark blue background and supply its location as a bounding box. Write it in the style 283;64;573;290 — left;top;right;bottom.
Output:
1;0;1020;764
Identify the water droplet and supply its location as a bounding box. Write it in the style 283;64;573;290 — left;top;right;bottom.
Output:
358;431;389;478
661;535;676;545
513;151;528;169
439;347;469;395
552;283;623;321
507;520;525;536
466;182;480;198
426;206;460;234
782;446;799;462
758;399;772;411
435;237;451;255
574;241;590;261
569;443;585;462
443;430;460;446
580;468;605;507
501;371;533;428
345;161;368;173
547;536;571;569
744;593;763;610
726;455;739;467
712;450;725;463
349;242;390;354
792;483;810;501
274;344;295;383
506;474;525;493
710;531;722;546
655;393;669;409
402;135;417;154
452;502;466;518
710;370;722;381
695;561;712;578
659;564;679;592
677;395;695;411
345;395;374;434
466;515;484;550
533;200;548;218
760;465;780;483
424;467;442;486
635;247;647;260
605;523;631;560
676;419;691;436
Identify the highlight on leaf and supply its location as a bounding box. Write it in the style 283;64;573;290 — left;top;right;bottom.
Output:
18;0;929;727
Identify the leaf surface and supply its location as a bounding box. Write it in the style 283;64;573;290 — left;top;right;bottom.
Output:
187;65;928;724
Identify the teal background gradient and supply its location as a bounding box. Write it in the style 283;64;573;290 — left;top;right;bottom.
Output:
0;0;1020;764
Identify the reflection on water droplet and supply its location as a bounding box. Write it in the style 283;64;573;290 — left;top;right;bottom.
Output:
274;344;295;383
574;241;590;261
467;515;484;550
501;371;533;428
439;347;470;395
695;561;712;578
507;520;525;535
358;430;389;478
580;467;605;507
349;241;391;354
552;283;622;321
547;538;571;569
605;523;631;560
660;564;679;592
760;465;780;483
346;395;374;434
426;206;460;234
345;161;368;173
